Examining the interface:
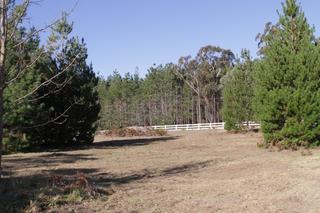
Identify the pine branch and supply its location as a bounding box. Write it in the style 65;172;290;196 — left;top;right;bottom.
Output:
12;0;79;49
5;50;44;86
11;100;80;130
14;52;80;103
7;0;30;40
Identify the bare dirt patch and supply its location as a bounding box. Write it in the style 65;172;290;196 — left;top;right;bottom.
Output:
2;131;320;212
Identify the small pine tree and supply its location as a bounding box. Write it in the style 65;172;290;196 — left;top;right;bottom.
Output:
222;50;254;130
28;37;100;146
254;0;320;147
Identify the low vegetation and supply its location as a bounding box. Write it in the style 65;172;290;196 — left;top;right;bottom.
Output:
1;172;109;212
99;127;167;137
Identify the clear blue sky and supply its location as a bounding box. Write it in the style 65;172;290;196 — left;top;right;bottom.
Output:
27;0;320;77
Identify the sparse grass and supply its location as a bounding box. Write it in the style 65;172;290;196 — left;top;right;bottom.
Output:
3;131;320;212
301;148;313;156
1;172;108;213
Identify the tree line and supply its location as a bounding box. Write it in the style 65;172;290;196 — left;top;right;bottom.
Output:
99;0;320;149
98;46;236;129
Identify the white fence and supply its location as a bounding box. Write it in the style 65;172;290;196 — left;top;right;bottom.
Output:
152;122;260;132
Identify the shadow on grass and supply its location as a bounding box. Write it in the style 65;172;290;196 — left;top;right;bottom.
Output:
4;153;99;172
94;136;178;147
92;160;213;187
0;159;211;212
6;153;98;164
1;136;181;211
3;136;179;173
19;136;180;153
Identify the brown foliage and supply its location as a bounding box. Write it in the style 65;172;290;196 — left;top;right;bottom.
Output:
100;127;167;137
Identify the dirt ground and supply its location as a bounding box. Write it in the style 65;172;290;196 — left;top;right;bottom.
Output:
3;130;320;212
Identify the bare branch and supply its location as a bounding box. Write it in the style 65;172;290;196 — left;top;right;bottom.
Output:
15;52;80;103
173;68;200;95
5;49;44;85
25;73;76;103
11;100;80;130
12;0;79;49
8;0;30;40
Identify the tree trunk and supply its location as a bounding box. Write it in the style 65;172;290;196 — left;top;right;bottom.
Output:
216;96;220;122
204;96;213;123
191;94;194;124
197;94;201;123
213;96;216;123
0;0;6;178
0;79;4;178
148;101;152;126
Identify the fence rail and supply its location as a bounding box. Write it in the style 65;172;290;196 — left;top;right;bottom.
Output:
152;122;260;131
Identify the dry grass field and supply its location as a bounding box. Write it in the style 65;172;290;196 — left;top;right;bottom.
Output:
2;130;320;212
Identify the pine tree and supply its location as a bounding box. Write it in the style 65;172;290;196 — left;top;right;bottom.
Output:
222;50;254;130
3;28;49;151
29;37;100;146
254;0;320;147
97;78;109;129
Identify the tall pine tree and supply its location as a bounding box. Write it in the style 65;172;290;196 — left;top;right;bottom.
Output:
254;0;320;148
222;50;254;130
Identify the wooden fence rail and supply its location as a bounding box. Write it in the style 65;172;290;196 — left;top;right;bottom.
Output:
152;122;260;131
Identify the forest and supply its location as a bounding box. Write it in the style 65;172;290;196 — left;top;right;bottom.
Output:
97;46;238;129
98;0;320;149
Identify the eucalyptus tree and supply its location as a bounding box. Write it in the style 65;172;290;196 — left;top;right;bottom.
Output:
176;45;235;123
196;45;235;122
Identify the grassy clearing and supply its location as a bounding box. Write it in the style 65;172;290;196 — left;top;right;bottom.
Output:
2;131;320;212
